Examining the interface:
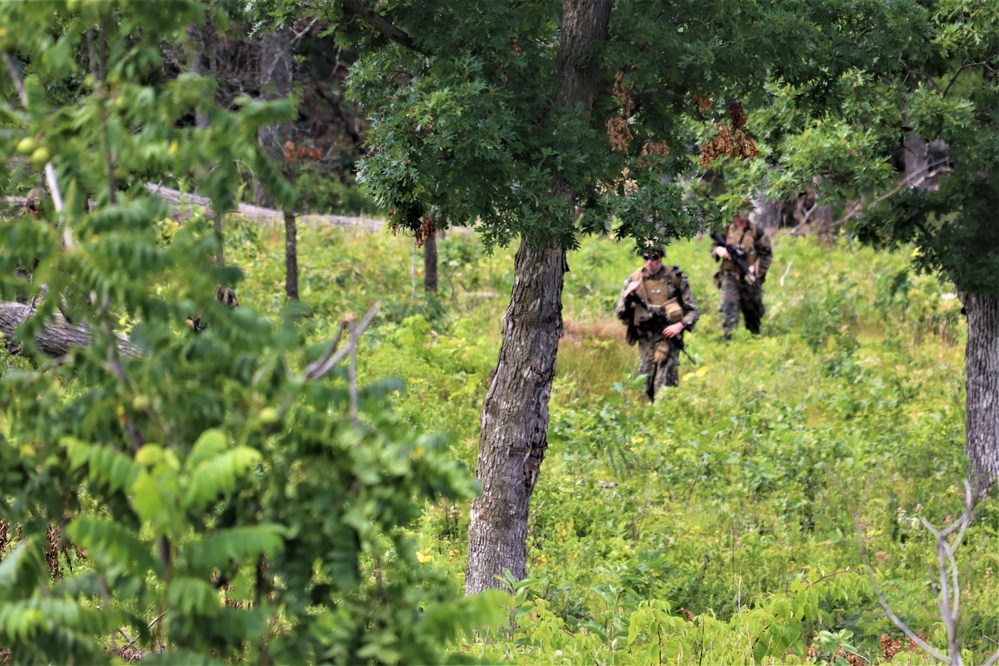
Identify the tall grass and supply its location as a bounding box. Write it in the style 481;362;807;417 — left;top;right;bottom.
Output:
230;222;986;663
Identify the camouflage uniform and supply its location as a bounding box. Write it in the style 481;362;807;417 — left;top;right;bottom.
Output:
13;189;45;302
615;262;699;401
23;189;44;217
711;219;772;338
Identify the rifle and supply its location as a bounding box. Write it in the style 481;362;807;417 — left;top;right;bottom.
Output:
623;291;698;366
710;230;756;284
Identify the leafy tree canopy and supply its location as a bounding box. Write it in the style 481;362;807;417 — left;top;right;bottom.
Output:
319;0;938;253
749;0;999;296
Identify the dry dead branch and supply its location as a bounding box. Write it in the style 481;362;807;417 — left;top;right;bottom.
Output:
854;480;993;666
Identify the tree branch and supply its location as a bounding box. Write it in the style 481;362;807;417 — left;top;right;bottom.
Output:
348;318;359;427
828;162;954;231
334;0;428;56
854;478;982;666
1;51;26;102
853;505;950;663
120;610;167;653
292;16;321;43
302;319;350;381
943;62;987;97
303;303;379;380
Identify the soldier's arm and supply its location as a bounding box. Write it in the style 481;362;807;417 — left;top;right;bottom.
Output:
710;233;721;261
614;276;635;320
755;227;773;278
679;276;700;331
710;225;730;261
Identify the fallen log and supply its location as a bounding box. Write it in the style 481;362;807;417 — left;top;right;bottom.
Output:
3;188;387;232
0;301;139;358
6;186;475;234
142;184;387;231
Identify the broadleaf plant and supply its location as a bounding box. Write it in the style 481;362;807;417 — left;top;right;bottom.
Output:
0;0;500;662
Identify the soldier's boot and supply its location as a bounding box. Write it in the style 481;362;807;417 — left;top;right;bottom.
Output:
721;308;740;342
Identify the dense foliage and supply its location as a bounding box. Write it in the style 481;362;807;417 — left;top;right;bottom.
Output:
0;1;496;663
0;0;996;663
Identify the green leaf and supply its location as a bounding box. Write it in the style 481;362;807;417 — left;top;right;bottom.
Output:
62;437;139;493
66;516;160;574
0;538;46;596
183;447;262;510
180;525;285;572
167;576;221;616
129;471;169;526
186;429;229;471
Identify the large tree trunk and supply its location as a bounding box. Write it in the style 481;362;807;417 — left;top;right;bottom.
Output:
465;0;613;596
465;241;565;593
963;292;999;490
750;196;782;240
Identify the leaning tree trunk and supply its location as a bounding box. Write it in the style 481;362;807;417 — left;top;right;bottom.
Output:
423;231;438;294
187;19;226;264
963;292;999;490
284;209;299;300
465;0;613;596
258;28;298;296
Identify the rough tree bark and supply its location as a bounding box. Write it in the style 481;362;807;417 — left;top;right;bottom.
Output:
750;196;782;240
258;28;299;299
464;0;613;596
258;27;294;173
962;292;999;490
284;209;299;300
423;231;438;294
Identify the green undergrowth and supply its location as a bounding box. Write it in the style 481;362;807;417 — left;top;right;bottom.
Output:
226;222;992;664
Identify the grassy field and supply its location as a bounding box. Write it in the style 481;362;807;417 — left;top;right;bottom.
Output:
230;221;992;664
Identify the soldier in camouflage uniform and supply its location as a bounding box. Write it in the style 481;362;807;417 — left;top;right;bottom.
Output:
22;188;44;218
710;210;772;339
615;246;700;402
13;189;46;301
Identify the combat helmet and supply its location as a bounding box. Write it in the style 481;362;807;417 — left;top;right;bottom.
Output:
640;240;664;260
23;188;43;216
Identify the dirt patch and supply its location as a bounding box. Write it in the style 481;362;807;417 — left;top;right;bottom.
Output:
561;319;626;344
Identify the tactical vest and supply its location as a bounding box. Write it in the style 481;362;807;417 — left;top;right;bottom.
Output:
630;265;684;327
721;222;758;275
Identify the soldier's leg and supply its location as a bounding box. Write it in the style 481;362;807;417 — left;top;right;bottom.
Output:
741;282;765;334
655;342;680;389
637;341;657;401
720;274;741;339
